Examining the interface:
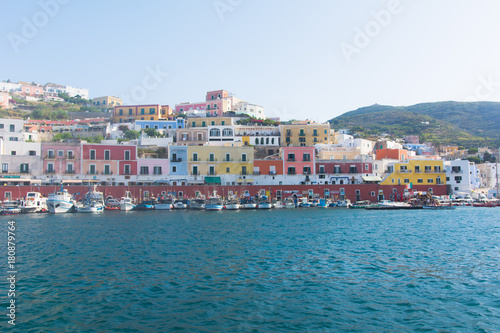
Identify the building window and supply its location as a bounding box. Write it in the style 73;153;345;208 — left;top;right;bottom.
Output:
222;128;232;136
29;150;36;156
192;166;198;175
141;108;145;115
90;150;96;160
428;178;434;183
303;153;310;161
129;109;132;115
124;164;131;175
9;137;18;141
47;163;54;173
140;166;149;175
417;179;423;183
58;150;64;157
334;166;341;173
319;165;325;173
10;151;16;156
192;153;198;162
9;124;15;132
104;165;110;175
119;109;123;116
226;167;230;173
288;167;296;175
67;164;74;173
303;167;311;174
89;165;96;175
241;166;247;175
104;150;110;160
124;150;130;161
210;128;220;137
153;166;162;175
404;179;409;183
20;164;29;173
225;153;231;161
209;153;215;162
149;108;155;114
241;154;247;162
172;166;177;173
2;163;8;173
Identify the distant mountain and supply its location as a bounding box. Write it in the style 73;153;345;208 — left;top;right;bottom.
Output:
328;101;500;148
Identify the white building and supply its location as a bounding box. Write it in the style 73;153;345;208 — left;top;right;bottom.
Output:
340;138;375;156
45;83;89;99
0;82;21;93
0;119;25;142
444;159;480;194
0;140;42;176
476;162;498;189
233;101;265;119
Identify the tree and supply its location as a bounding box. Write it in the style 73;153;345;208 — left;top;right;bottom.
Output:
124;130;140;140
144;128;161;138
118;125;129;132
468;148;478;154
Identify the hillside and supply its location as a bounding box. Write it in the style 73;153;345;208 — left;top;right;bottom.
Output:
328;102;500;148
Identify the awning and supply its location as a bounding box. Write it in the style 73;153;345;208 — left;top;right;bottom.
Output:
188;179;205;184
205;177;221;184
62;179;83;184
362;176;382;182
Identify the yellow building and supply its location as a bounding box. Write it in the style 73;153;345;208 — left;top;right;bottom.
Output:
187;146;254;176
113;104;172;123
188;117;235;128
317;148;361;160
280;124;331;146
381;159;446;186
92;96;122;110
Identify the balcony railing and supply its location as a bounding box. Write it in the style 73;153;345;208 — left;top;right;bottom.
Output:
65;170;75;174
170;158;182;162
191;171;200;175
253;171;260;175
46;155;55;159
190;158;199;162
67;155;75;160
20;170;30;174
223;158;234;162
46;170;55;174
207;158;217;162
398;169;412;173
451;170;462;173
298;133;306;136
303;158;311;161
269;171;277;175
287;158;295;161
303;171;310;175
240;172;248;175
102;171;113;175
207;171;217;175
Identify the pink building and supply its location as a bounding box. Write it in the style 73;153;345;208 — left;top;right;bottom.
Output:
175;89;230;117
82;144;137;176
42;142;82;175
0;92;10;109
21;84;43;96
137;158;169;177
281;146;316;175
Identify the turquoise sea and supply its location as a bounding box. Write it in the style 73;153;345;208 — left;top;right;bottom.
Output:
1;207;500;332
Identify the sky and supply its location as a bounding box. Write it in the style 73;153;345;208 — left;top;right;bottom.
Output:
1;0;500;122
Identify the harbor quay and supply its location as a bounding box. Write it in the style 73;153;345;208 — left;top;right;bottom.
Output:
0;184;447;203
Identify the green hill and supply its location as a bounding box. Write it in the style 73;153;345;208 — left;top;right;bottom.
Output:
328;102;500;148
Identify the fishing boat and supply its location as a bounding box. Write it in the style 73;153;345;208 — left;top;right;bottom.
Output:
310;199;319;207
273;200;284;208
336;199;352;208
225;197;241;210
120;192;135;211
256;195;273;209
349;200;372;209
173;199;189;209
205;195;224;211
155;198;173;210
20;192;47;213
299;197;311;208
240;197;257;209
77;186;105;213
189;198;206;210
1;200;21;215
317;198;329;208
47;187;76;214
365;200;415;210
135;200;156;211
284;197;296;209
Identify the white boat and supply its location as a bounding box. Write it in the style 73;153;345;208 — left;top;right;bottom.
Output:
173;199;189;209
105;197;121;209
120;194;135;211
20;192;47;213
336;199;352;208
299;198;311;208
284;197;296;209
189;198;206;210
77;186;104;213
257;195;273;209
240;197;257;209
317;198;329;208
1;200;21;215
47;188;75;214
273;200;284;208
310;199;319;207
205;196;224;211
155;198;173;210
225;198;241;210
377;200;410;208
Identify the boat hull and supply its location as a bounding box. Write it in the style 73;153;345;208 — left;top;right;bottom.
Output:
47;200;75;214
154;204;173;210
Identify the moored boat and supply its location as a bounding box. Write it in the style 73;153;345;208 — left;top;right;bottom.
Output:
155;198;173;210
135;200;156;211
225;197;241;210
1;200;21;215
20;192;47;213
257;195;273;209
120;192;135;211
205;196;224;211
240;197;257;209
77;186;105;213
173;199;189;209
284;197;296;209
47;187;76;214
189;198;206;210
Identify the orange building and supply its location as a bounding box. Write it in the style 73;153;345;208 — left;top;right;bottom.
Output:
253;160;283;176
376;148;408;161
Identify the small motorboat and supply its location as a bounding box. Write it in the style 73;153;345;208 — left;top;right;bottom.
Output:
256;195;273;209
173;199;189;209
20;192;47;213
135;200;156;211
225;197;240;210
120;194;135;211
284;197;296;209
189;198;206;210
205;196;224;211
155;198;173;210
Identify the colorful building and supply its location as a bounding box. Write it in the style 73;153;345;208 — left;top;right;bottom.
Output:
381;159;446;188
113;104;173;123
281;146;315;175
168;146;188;175
137;158;169;177
253;160;284;175
280;124;331;146
187;146;254;176
375;148;408;161
188;117;235;128
0;92;10;109
82;143;137;176
92;96;122;110
41;142;82;176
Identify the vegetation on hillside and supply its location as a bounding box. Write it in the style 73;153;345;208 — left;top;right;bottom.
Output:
329;102;500;148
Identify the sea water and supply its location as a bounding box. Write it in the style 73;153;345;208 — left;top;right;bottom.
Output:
1;207;499;332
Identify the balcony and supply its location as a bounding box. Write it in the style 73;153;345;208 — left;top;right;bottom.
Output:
46;154;55;159
102;171;113;175
298;133;306;137
269;171;277;175
87;171;98;175
46;170;55;174
223;158;234;162
207;171;217;176
313;133;319;137
207;158;218;162
303;158;311;161
240;172;248;175
20;169;30;174
288;171;296;175
190;158;199;162
67;155;75;160
65;170;75;174
398;169;412;173
303;171;310;175
191;171;200;176
253;171;260;175
170;158;182;162
451;170;462;173
287;158;295;162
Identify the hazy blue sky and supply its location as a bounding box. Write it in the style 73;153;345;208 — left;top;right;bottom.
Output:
2;0;500;121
